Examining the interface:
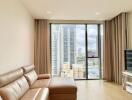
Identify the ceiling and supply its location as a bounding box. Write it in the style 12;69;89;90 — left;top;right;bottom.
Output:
20;0;132;20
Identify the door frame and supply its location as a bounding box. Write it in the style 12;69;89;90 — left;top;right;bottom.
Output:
50;23;102;80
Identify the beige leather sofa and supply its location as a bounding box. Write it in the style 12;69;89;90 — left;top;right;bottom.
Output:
0;66;49;100
0;65;77;100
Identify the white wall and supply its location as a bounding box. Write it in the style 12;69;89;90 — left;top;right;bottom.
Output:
0;0;34;74
128;12;132;48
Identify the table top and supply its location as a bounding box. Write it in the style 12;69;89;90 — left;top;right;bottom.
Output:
123;71;132;76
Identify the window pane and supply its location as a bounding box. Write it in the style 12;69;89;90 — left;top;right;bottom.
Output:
87;25;98;57
88;58;100;79
51;24;86;79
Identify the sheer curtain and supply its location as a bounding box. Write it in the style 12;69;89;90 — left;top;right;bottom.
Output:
34;19;51;74
103;13;128;84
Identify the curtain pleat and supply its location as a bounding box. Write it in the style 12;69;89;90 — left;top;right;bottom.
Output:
103;13;128;84
34;19;51;74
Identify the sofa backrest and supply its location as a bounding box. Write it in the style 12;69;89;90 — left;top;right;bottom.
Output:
0;68;29;100
0;68;23;87
22;65;35;74
22;65;38;87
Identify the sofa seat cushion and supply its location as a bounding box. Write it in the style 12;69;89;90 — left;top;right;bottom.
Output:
20;88;41;100
31;79;51;89
21;88;49;100
49;77;77;94
35;88;49;100
0;76;29;100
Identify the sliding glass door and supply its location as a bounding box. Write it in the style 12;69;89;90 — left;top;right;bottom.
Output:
51;24;102;79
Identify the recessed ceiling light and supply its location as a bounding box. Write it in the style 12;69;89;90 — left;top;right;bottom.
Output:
95;12;100;15
46;11;52;14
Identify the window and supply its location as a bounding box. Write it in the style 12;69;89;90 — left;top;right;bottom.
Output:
51;24;103;79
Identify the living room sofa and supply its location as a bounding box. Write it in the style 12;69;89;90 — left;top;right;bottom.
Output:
0;65;77;100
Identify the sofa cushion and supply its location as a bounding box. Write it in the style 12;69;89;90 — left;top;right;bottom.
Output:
21;88;49;100
0;76;29;100
24;70;38;86
20;88;41;100
31;79;51;89
49;77;77;94
22;65;35;74
0;68;23;87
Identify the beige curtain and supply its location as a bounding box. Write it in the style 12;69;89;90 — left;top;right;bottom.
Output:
34;19;51;74
103;13;128;84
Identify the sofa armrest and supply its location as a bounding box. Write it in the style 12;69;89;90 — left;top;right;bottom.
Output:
37;74;51;80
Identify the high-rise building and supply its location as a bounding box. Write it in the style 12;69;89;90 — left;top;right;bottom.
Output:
63;25;76;65
51;25;76;76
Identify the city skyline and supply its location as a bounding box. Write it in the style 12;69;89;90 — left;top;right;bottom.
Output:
51;24;102;79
